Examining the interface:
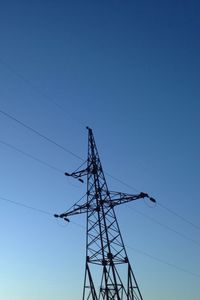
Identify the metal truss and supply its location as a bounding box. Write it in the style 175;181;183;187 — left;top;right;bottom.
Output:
55;127;155;299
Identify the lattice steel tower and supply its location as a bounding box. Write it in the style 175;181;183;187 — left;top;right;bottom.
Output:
55;127;155;300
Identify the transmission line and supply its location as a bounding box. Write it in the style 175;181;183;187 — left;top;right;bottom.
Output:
1;107;199;236
109;171;200;231
127;205;200;247
125;245;200;279
0;139;64;174
1;58;199;236
0;57;86;128
0;195;87;229
0;108;83;161
157;202;200;230
0;193;199;279
2;135;199;248
68;219;200;279
0;195;52;216
2;135;199;247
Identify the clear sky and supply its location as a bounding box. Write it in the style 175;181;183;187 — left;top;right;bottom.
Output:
0;0;200;299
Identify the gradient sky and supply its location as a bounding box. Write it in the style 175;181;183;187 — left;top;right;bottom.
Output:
0;0;200;299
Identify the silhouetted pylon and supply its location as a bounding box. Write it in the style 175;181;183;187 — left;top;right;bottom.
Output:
55;127;156;299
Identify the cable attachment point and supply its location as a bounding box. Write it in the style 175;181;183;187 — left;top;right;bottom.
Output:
54;214;70;222
140;192;156;203
65;172;84;183
63;217;70;222
149;197;156;203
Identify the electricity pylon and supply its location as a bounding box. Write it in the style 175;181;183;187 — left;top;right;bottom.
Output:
55;127;156;300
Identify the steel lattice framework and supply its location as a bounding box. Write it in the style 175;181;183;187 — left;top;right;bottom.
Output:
55;127;155;300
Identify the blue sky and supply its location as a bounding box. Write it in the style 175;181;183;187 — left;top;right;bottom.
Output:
0;0;200;299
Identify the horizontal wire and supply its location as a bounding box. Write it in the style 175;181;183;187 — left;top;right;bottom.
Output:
0;139;64;174
1;107;199;236
0;108;83;161
0;194;85;230
0;57;86;128
69;218;200;278
125;244;200;278
1;193;199;279
2;139;198;250
109;171;200;231
0;195;52;216
1;58;199;236
126;204;200;247
1;57;200;282
157;202;200;230
53;211;200;279
104;172;140;193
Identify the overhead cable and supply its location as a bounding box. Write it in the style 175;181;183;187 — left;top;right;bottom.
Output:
0;195;52;216
126;244;200;279
0;139;64;174
127;205;200;247
0;57;86;128
157;202;200;230
1;194;199;279
0;108;83;161
1;107;199;233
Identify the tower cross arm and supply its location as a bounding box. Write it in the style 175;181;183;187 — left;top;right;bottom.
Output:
65;167;88;183
54;201;89;221
108;191;156;208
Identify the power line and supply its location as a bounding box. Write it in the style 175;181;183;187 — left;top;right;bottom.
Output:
0;52;200;290
0;139;64;174
1;107;199;236
0;194;86;229
108;170;200;231
104;172;140;193
54;210;200;279
66;216;200;279
1;58;199;236
125;244;200;279
1;193;199;279
2;136;199;247
0;108;140;191
0;108;83;161
157;202;200;231
0;57;86;128
0;195;52;216
69;219;200;279
0;139;83;190
127;205;200;247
